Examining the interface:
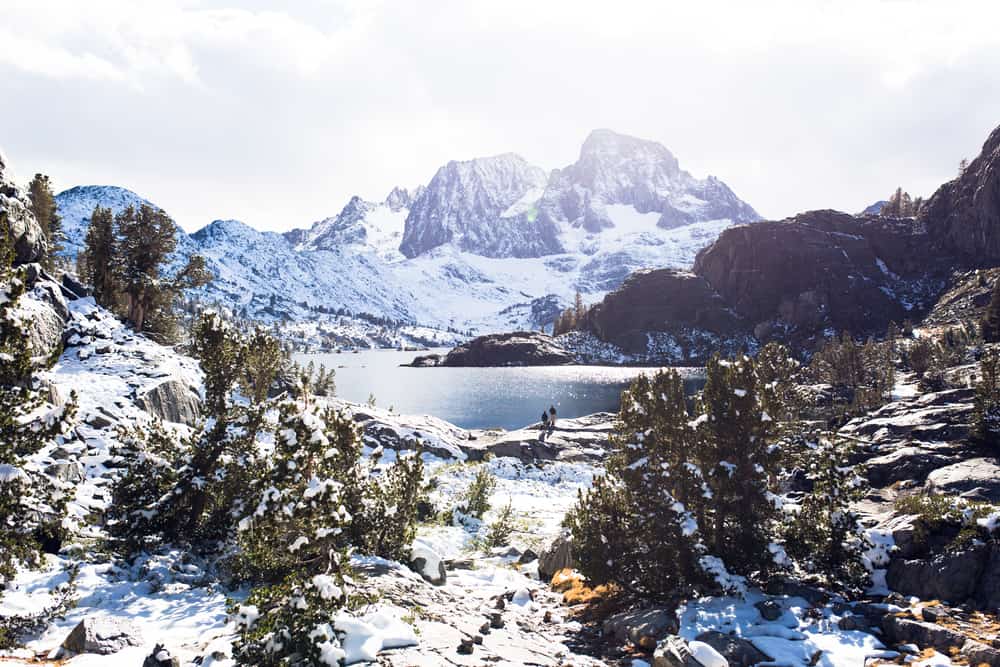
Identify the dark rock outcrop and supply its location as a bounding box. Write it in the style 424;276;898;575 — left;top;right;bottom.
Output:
441;331;575;367
603;607;678;648
572;123;1000;355
538;533;575;581
921;124;1000;263
692;211;944;348
579;268;751;360
886;544;989;604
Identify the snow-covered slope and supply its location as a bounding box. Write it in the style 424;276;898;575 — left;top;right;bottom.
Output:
54;185;198;259
55;130;759;337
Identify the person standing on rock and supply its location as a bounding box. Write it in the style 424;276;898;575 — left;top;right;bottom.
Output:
539;410;549;441
548;405;557;432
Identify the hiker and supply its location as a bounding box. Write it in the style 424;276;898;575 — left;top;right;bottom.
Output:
548;405;557;432
539;410;549;441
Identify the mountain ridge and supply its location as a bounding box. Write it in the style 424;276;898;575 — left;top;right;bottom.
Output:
53;129;759;341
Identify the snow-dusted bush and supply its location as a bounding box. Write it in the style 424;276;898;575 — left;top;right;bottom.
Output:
567;352;786;599
780;434;870;589
456;468;496;522
109;313;270;549
230;397;424;664
483;499;516;549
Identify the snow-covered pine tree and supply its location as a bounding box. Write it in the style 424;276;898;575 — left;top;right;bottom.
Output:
0;220;76;585
109;313;271;549
754;342;802;429
231;400;355;665
231;394;424;665
782;434;869;589
567;369;708;598
696;354;779;578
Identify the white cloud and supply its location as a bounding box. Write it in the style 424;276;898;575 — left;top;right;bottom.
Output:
0;0;998;231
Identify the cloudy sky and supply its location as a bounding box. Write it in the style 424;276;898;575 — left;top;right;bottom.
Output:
2;0;999;232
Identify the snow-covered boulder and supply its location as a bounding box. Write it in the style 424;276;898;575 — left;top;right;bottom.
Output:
60;616;144;656
409;539;447;586
143;644;181;667
653;635;704;666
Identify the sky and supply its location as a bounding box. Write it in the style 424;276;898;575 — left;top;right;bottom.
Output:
1;0;999;233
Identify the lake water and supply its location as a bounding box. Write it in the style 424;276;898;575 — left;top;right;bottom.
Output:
295;348;704;430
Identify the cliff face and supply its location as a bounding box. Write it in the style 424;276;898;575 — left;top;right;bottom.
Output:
692;210;946;345
921;124;1000;263
582;122;1000;354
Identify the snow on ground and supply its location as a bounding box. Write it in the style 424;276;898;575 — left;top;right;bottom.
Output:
678;591;899;667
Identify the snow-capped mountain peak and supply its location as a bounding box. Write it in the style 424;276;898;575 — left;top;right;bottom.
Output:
400;153;551;259
55;129;761;339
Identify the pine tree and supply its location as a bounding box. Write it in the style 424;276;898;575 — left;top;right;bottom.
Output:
240;326;285;405
982;279;1000;343
782;434;869;589
27;174;62;268
231;395;425;665
973;348;1000;450
79;206;117;308
0;219;76;584
115;204;210;336
109;313;263;548
959;158;970;176
567;370;709;598
696;354;778;577
754;342;802;427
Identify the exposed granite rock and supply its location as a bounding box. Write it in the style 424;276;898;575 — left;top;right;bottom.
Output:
538;533;575;582
134;379;202;426
0;149;48;265
653;635;703;667
882;615;968;653
61;616;144;655
886;544;989;605
441;331;575;367
464;413;614;463
693;211;945;349
603;607;678;647
694;630;772;666
925;457;1000;501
